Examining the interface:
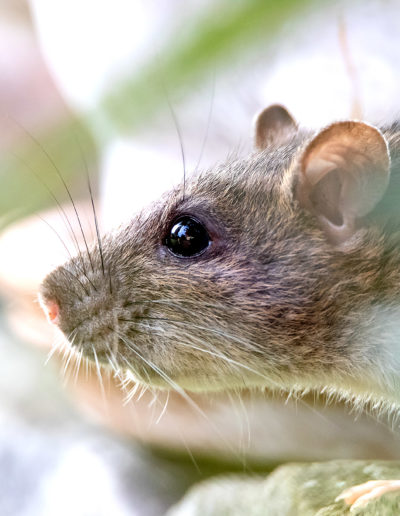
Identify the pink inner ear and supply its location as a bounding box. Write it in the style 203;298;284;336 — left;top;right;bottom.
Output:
309;169;343;226
297;121;390;244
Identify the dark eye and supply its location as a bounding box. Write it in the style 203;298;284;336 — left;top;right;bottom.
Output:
165;216;211;257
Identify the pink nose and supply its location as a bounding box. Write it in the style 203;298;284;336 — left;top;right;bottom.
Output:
42;299;59;325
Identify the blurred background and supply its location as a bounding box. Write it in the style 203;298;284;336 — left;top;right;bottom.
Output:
0;0;400;514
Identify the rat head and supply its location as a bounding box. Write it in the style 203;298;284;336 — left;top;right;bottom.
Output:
40;105;398;398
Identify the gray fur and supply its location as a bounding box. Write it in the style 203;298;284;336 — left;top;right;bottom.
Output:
40;121;400;405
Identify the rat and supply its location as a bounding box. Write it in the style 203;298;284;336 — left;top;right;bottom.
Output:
39;104;400;510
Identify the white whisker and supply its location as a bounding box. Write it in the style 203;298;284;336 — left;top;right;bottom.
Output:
115;330;250;464
92;346;107;404
156;390;170;425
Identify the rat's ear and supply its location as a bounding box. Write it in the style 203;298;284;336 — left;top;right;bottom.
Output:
254;104;297;150
295;121;390;245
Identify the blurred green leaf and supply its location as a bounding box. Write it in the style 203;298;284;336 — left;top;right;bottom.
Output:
0;118;97;230
96;0;313;139
1;0;313;227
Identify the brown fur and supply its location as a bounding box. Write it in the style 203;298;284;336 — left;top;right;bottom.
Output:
39;113;400;405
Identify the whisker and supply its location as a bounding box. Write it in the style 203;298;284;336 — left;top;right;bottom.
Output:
115;330;252;468
73;348;84;385
114;355;138;403
84;355;90;381
148;391;159;408
121;298;268;353
137;383;149;401
92;346;107;403
124;379;141;405
164;89;187;200
116;330;210;417
118;314;332;424
57;267;90;298
10;148;82;262
10;118;92;278
45;340;61;366
119;314;267;355
62;332;78;378
44;329;69;367
38;215;74;262
88;177;105;277
120;352;153;385
103;344;138;403
73;134;106;278
106;350;121;379
124;316;272;392
119;315;270;381
175;427;202;474
37;218;90;295
231;390;251;453
156;390;170;424
194;71;216;172
174;338;264;384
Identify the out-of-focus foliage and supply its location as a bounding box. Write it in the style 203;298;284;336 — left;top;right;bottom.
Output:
98;0;312;138
0;0;312;228
0;119;96;229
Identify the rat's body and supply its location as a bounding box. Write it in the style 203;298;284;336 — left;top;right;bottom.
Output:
40;106;400;408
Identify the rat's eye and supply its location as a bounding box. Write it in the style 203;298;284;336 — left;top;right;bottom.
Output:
165;216;211;257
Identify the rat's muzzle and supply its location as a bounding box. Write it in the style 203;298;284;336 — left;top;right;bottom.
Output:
40;296;60;325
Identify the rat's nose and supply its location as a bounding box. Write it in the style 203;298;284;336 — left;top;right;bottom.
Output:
41;297;60;325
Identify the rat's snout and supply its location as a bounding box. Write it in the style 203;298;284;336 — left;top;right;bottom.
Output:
40;296;60;325
39;257;123;362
